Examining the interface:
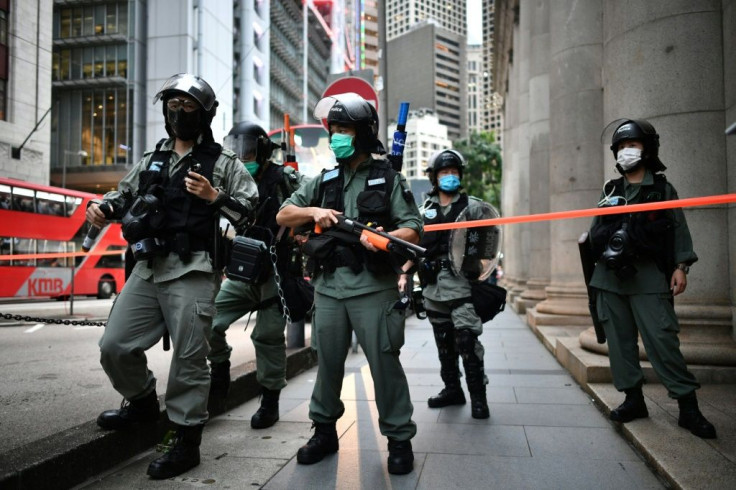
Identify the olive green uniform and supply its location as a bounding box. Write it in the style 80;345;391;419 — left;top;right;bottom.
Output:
590;170;699;399
281;156;421;441
208;164;301;391
98;138;258;426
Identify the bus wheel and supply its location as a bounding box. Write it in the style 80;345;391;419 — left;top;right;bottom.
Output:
97;278;116;299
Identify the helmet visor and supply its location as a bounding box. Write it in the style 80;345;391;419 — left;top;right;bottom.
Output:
224;134;260;160
313;92;374;122
153;73;217;111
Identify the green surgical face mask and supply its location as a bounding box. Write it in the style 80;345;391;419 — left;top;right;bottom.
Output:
244;161;259;176
329;133;355;160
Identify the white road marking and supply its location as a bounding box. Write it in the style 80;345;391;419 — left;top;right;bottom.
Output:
24;323;45;333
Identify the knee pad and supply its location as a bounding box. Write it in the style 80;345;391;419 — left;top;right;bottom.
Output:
455;329;478;356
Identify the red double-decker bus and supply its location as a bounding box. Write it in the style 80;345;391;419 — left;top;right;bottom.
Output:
0;177;126;299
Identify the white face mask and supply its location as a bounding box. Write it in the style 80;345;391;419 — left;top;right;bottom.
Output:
616;147;642;171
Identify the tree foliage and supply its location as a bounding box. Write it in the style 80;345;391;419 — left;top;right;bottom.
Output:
453;131;503;211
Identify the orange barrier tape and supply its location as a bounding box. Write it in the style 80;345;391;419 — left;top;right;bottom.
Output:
0;249;124;261
424;193;736;232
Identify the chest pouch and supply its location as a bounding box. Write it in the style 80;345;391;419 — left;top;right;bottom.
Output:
357;189;389;215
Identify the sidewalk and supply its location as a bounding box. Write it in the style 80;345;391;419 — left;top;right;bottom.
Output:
74;309;669;489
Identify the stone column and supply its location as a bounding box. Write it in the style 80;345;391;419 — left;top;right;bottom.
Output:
724;1;736;339
528;0;604;329
501;8;531;307
580;1;736;365
517;0;551;314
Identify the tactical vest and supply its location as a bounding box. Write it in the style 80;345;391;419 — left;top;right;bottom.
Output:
590;173;676;274
310;159;397;275
143;141;221;257
420;193;469;262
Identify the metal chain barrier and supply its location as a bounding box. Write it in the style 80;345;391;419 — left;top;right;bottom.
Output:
269;244;292;326
0;312;106;327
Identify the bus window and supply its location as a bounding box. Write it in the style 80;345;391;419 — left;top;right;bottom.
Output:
0;185;11;210
0;236;10;265
96;245;126;268
37;239;67;266
36;191;66;216
65;196;82;217
12;238;36;266
12;186;35;213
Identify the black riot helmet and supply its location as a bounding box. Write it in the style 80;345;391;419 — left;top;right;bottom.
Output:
607;118;666;172
153;73;219;142
425;149;465;186
313;92;383;154
224;121;279;165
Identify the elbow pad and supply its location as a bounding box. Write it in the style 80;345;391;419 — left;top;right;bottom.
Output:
214;193;251;228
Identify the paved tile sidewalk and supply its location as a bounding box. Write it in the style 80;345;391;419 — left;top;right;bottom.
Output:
77;309;664;489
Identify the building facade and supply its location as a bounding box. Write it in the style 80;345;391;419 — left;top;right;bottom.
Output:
0;0;53;184
493;0;736;372
387;21;467;142
386;0;466;41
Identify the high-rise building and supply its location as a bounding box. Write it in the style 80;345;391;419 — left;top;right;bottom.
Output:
268;0;332;129
466;44;483;134
386;0;466;41
49;0;234;193
481;1;502;144
387;21;467;141
0;0;52;184
233;0;270;129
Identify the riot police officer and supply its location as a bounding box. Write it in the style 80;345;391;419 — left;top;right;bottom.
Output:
208;121;303;429
588;118;716;439
86;73;258;479
399;149;491;419
276;92;421;475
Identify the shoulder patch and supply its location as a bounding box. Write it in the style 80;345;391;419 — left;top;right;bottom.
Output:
424;208;438;220
468;196;483;202
220;147;238;159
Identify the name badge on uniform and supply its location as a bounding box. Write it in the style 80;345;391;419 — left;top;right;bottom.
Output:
425;209;438;219
323;169;340;182
368;177;386;186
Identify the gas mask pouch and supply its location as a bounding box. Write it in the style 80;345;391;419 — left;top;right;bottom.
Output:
357;189;388;215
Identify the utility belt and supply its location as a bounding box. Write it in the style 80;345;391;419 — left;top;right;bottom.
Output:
130;232;211;262
417;258;452;287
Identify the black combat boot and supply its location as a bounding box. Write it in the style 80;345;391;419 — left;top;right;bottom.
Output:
296;422;339;464
387;438;414;475
678;392;717;439
428;322;467;408
97;390;160;430
251;387;280;429
609;385;649;423
456;329;490;419
147;424;204;479
209;360;231;399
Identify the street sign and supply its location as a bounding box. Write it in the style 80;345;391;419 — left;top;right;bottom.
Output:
320;76;379;129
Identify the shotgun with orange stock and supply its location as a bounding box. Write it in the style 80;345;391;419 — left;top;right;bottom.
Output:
315;215;426;261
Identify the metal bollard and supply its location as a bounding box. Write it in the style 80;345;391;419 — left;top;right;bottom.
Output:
287;319;305;348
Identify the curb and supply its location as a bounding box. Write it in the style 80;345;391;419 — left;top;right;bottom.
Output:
0;346;318;490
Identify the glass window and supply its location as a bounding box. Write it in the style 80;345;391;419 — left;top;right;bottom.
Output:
94;5;105;34
96;245;126;268
0;236;10;266
13;238;36;266
93;92;104;164
82;94;93;161
104;91;116;164
72;7;83;37
65;196;81;217
71;48;82;79
116;89;129;163
117;44;127;78
82;47;93;78
106;4;117;34
106;45;116;76
59;49;70;80
83;7;94;36
0;184;10;209
94;46;104;77
118;2;128;36
60;9;71;38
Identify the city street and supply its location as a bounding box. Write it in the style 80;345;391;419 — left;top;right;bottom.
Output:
0;298;268;453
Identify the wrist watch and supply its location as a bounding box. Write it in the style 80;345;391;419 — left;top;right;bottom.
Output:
676;263;690;274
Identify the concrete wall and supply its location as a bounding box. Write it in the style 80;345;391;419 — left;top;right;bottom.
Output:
0;0;53;184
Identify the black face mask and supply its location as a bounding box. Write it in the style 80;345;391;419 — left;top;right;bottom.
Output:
167;108;202;141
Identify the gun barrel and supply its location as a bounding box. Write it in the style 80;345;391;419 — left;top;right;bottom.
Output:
338;216;426;255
